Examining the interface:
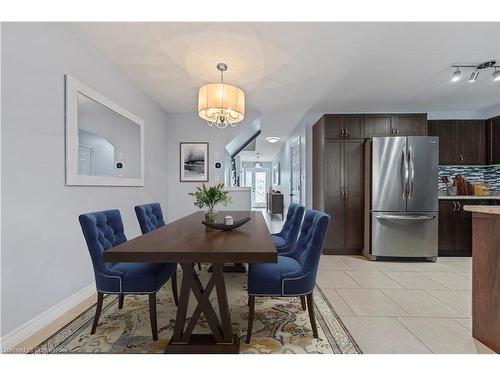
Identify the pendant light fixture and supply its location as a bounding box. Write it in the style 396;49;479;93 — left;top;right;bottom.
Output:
198;63;245;129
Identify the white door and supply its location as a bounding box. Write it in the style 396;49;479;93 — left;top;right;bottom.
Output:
290;137;302;204
78;145;94;175
245;168;269;208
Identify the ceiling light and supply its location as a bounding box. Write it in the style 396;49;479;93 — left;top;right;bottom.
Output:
265;137;280;143
198;63;245;129
451;68;461;82
469;70;480;83
493;68;500;82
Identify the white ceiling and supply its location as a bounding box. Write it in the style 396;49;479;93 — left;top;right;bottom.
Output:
71;22;500;160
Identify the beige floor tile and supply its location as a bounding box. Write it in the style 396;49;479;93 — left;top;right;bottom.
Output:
342;256;386;271
383;271;448;290
438;257;472;272
426;290;472;317
318;256;354;271
415;261;457;272
377;261;424;272
422;272;471;290
320;289;355;316
397;317;494;354
316;270;360;289
381;289;464;317
455;318;472;331
336;289;409;317
346;270;404;289
340;317;431;353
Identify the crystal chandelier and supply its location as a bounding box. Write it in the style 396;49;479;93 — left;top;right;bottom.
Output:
198;63;245;129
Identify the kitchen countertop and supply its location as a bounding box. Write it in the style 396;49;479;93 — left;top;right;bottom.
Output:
439;193;500;200
463;205;500;215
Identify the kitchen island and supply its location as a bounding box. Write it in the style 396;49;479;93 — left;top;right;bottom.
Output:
463;205;500;353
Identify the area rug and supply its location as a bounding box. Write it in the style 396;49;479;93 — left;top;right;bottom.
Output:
31;269;361;354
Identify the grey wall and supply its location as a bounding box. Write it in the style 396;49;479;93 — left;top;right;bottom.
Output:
1;23;170;336
272;112;321;210
165;113;248;222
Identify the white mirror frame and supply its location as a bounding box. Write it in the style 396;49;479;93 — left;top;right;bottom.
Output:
65;75;145;186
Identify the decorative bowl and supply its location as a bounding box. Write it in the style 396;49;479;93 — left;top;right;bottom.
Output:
202;217;251;231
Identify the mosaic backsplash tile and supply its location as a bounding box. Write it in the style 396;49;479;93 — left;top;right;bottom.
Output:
438;165;500;191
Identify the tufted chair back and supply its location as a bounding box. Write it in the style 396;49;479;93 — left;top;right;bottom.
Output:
135;203;166;234
277;203;305;241
292;210;330;273
79;209;127;291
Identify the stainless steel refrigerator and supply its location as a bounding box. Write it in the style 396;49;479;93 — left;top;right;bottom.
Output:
363;136;439;261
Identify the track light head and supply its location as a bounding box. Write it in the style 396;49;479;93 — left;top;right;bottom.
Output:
493;68;500;82
451;68;461;82
469;70;480;83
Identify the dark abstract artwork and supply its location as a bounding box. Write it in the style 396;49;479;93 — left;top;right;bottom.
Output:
180;142;209;182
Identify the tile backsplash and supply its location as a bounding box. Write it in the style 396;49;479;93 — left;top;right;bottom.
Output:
438;165;500;191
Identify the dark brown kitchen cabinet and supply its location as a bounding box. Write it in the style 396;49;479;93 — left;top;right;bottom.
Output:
393;114;428;136
428;120;486;165
321;138;364;254
457;120;486;165
438;199;490;256
364;115;392;137
324;114;364;138
364;114;427;137
487;116;500;164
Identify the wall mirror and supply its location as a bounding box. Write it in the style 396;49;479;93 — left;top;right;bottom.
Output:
65;75;145;186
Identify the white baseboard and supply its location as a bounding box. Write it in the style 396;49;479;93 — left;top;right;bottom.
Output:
0;283;96;350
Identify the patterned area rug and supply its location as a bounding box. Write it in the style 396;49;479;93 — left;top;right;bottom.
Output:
31;269;361;354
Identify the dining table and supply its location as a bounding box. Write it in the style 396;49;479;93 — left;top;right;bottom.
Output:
103;210;277;354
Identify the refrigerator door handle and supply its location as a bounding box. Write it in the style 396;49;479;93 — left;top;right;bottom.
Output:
402;146;408;200
376;214;436;221
408;146;415;199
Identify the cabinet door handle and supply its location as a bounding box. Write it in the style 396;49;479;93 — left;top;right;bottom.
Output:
457;202;461;211
452;202;457;211
340;128;345;137
345;128;349;137
345;187;349;198
340;188;344;199
459;154;464;163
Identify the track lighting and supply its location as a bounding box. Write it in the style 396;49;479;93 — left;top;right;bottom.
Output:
469;70;479;83
451;60;500;83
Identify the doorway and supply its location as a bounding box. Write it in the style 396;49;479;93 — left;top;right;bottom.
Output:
244;168;270;208
290;137;302;205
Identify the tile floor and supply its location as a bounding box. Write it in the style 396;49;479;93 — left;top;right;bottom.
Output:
317;255;494;354
257;207;494;354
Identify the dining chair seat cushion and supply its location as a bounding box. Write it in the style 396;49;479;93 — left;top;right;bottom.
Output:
248;255;303;296
271;234;287;248
110;262;177;294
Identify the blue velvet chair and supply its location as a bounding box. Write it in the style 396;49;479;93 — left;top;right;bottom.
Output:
246;209;331;343
135;202;201;272
79;209;178;340
271;203;305;256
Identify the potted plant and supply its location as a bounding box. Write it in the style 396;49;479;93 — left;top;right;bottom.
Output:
189;183;232;224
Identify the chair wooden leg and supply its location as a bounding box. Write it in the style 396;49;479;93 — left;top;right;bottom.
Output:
306;292;318;338
246;295;255;344
90;292;104;334
118;294;125;309
300;295;307;311
197;263;202;271
171;273;179;306
149;293;158;341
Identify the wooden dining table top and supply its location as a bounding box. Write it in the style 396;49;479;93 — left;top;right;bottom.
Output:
103;210;277;264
